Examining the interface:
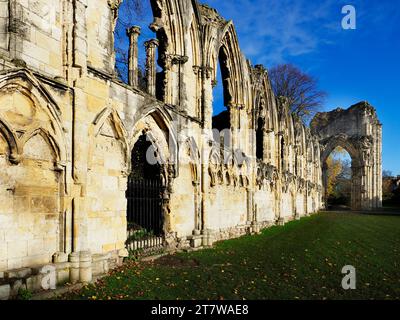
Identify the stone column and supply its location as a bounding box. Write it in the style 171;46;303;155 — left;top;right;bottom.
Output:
127;26;141;87
108;0;123;73
69;252;80;284
144;39;159;96
79;251;92;283
193;66;202;119
193;181;201;234
322;162;329;209
377;124;383;207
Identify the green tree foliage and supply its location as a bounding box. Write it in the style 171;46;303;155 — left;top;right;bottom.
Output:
382;171;400;205
325;147;351;206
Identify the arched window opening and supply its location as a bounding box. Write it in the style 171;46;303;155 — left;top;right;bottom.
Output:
281;137;285;171
256;118;264;160
212;47;232;131
323;147;352;210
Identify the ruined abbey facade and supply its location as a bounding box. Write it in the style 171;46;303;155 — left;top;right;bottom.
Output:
0;0;382;296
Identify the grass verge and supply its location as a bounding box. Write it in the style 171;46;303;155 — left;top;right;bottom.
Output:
59;212;400;300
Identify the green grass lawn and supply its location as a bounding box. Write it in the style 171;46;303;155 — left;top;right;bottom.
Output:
60;211;400;300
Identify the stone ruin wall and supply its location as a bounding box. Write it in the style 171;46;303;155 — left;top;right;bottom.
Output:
311;104;382;210
0;0;381;298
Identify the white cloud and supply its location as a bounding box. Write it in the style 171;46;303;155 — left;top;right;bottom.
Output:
204;0;400;67
204;0;340;66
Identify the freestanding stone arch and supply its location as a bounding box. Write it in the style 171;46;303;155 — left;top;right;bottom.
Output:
311;102;382;210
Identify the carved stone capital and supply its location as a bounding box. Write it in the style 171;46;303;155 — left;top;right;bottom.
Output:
144;38;159;49
192;66;202;75
127;26;141;37
169;54;189;65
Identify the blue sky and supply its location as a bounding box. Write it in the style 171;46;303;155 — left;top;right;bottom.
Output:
119;0;400;175
205;0;400;175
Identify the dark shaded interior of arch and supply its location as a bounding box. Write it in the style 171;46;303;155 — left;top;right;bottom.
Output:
219;46;232;107
212;110;230;131
130;133;161;180
126;133;163;236
256;118;264;160
212;47;232;130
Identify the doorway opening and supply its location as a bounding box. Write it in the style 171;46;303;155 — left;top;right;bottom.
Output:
323;147;352;210
126;133;164;254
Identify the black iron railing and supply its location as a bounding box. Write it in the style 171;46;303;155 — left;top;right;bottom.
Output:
126;178;164;254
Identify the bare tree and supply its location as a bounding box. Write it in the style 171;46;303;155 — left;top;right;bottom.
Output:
269;64;327;122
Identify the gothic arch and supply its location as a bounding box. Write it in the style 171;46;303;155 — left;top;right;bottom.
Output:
150;0;186;57
0;70;68;165
210;22;248;110
130;105;178;172
22;128;61;163
149;0;191;104
311;103;382;210
254;73;278;133
172;137;201;234
294;119;306;178
252;66;281;167
189;14;201;68
319;134;361;211
129;107;178;233
252;66;277;131
184;137;200;184
208;145;222;187
129;105;179;193
278;100;295;173
85;106;131;254
91;106;129;170
0;73;66;267
320;134;360;166
0;118;20;163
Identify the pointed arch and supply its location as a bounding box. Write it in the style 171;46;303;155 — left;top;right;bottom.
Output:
184;137;200;184
0;70;68;164
189;13;201;68
93;107;128;144
0;118;20;163
294;122;305;153
89;106;130;175
208;145;221;187
320;134;361;167
149;0;188;104
131;104;178;168
0;70;63;122
210;22;248;109
22;127;61;162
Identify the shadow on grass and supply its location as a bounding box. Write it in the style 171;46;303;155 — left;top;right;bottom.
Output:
58;211;400;300
323;207;400;217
